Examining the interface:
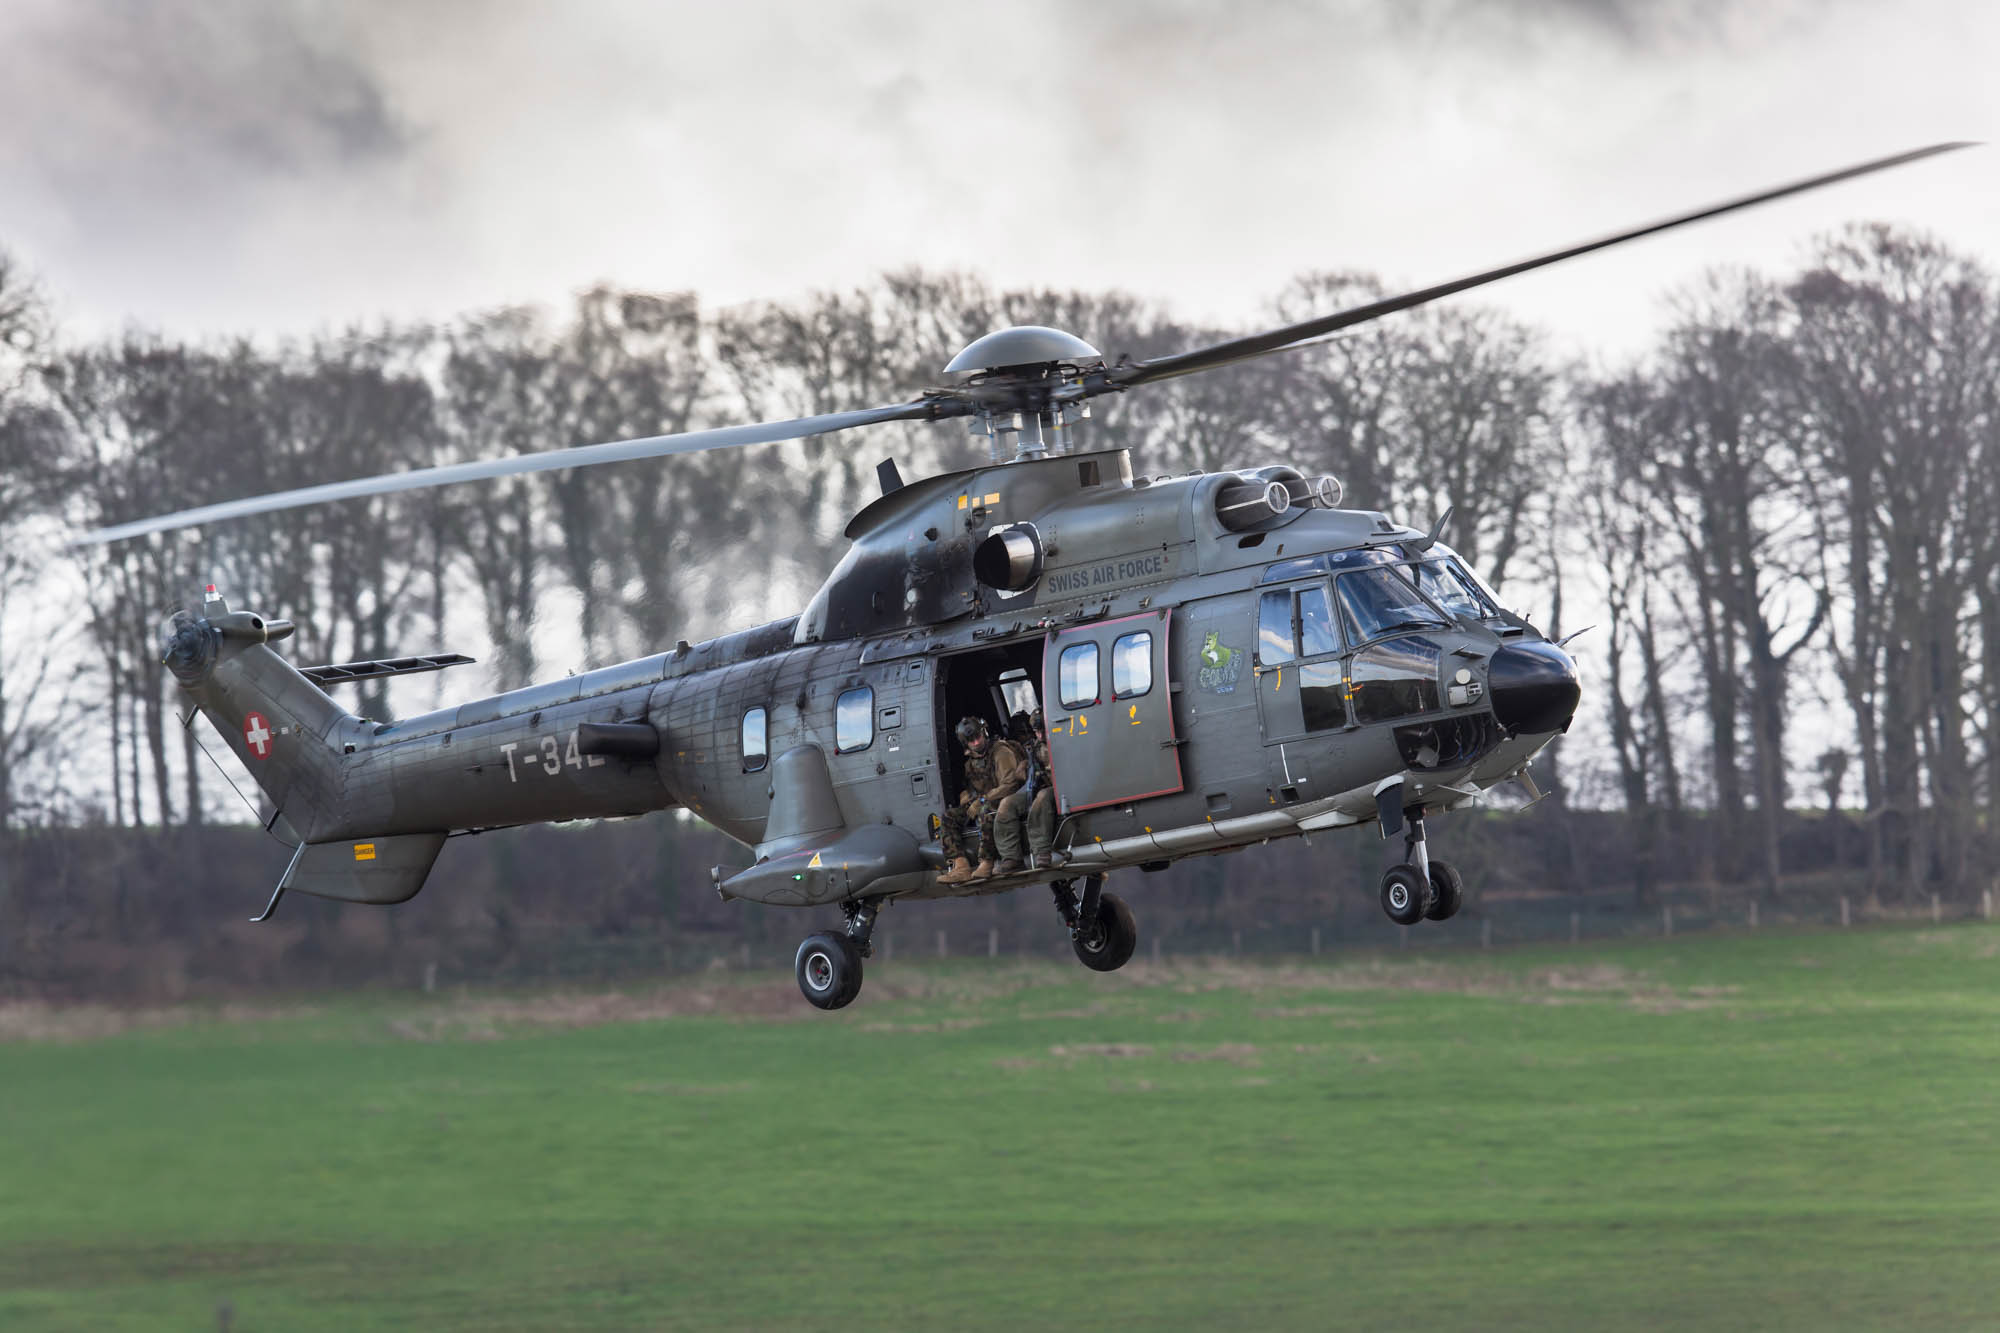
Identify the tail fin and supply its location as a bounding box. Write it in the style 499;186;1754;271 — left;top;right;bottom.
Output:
165;587;358;847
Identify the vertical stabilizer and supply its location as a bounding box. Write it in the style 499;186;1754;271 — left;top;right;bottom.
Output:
163;589;356;844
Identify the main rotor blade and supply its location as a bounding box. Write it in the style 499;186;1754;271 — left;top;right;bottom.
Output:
71;398;958;546
1107;141;1974;388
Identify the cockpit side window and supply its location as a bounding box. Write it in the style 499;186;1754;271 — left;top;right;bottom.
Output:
1257;589;1296;665
1336;569;1448;644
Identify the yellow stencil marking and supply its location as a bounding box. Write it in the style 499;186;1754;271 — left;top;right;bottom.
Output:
808;851;823;868
1272;668;1283;692
1128;704;1140;724
982;491;999;505
957;495;969;510
354;843;376;862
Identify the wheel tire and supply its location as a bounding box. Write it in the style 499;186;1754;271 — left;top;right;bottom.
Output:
1424;860;1465;921
795;931;863;1010
1072;891;1138;972
1380;865;1429;926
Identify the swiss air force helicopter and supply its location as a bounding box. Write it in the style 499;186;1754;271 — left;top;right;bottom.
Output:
84;143;1965;1009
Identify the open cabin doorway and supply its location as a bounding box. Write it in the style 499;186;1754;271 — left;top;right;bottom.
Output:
935;639;1045;804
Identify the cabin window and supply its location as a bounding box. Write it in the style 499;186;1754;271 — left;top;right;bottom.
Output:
1112;631;1153;699
1257;589;1295;665
742;706;768;772
1058;643;1100;710
1298;585;1341;657
835;686;873;753
1335;568;1448;644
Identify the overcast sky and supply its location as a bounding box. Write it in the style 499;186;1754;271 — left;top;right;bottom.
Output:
1;0;1993;366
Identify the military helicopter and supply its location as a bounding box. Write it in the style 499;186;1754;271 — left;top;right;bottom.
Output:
85;143;1964;1009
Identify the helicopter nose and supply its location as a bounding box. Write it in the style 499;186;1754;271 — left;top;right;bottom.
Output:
1488;640;1581;735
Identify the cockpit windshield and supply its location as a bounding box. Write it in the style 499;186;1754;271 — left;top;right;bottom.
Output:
1335;568;1449;643
1408;559;1490;620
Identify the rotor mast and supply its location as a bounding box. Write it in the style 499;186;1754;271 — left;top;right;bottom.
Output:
943;325;1102;464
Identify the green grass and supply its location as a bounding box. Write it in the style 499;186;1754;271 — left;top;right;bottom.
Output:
4;922;2000;1330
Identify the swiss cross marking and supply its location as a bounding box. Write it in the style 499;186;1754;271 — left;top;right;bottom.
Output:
243;712;273;760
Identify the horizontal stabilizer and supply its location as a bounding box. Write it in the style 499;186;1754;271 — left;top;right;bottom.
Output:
283;832;448;905
299;654;475;687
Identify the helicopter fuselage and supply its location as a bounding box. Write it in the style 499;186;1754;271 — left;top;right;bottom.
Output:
278;447;1576;909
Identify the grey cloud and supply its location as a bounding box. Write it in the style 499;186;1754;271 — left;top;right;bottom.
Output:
2;0;410;201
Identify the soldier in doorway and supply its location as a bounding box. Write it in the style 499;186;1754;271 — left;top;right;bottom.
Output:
939;716;1026;884
994;708;1059;873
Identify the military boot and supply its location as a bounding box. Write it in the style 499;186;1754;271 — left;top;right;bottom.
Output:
937;857;975;885
968;858;996;881
994;857;1025;875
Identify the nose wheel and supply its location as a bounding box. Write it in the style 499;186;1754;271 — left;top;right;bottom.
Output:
1052;875;1138;972
1378;809;1465;926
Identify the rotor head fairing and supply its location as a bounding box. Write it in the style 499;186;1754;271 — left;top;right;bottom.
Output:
944;326;1101;376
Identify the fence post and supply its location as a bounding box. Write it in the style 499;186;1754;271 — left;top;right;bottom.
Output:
422;961;437;994
1481;919;1491;950
882;933;893;962
1932;893;1941;925
1663;905;1673;938
1749;901;1758;929
988;927;999;958
1399;925;1409;950
1151;936;1161;964
1570;912;1580;944
938;929;948;958
1232;930;1241;956
1984;890;1993;921
1840;897;1850;928
1311;926;1321;956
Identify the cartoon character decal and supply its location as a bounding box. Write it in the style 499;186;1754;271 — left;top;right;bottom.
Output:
1198;631;1244;694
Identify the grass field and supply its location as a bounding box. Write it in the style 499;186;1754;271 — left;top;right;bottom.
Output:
4;920;1999;1331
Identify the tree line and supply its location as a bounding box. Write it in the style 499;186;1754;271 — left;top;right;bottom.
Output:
0;224;1993;906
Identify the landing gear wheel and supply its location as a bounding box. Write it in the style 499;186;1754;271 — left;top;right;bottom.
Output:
1380;865;1430;926
795;931;863;1010
1072;891;1138;972
1424;860;1465;921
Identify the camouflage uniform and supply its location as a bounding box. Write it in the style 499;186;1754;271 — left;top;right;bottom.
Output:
995;726;1057;865
942;736;1026;867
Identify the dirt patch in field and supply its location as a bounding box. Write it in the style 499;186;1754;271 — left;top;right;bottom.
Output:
858;1018;990;1033
1050;1042;1153;1059
1172;1042;1261;1067
1161;956;1644;1000
0;1000;310;1044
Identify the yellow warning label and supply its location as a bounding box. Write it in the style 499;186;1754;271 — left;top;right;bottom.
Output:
957;495;968;510
983;491;999;505
808;851;823;868
354;843;376;861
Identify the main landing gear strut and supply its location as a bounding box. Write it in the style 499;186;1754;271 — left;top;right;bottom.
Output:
794;898;880;1011
1052;874;1138;972
1378;808;1464;927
